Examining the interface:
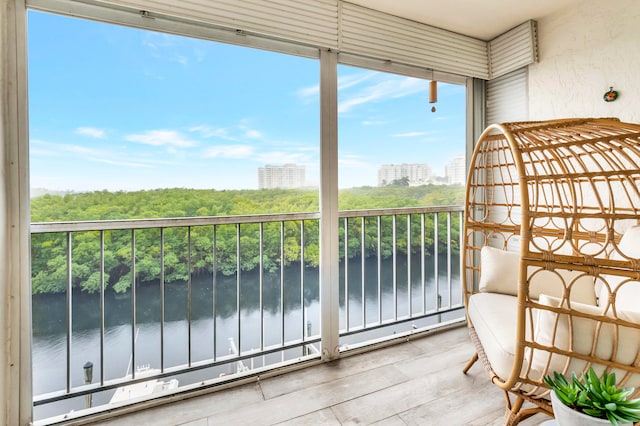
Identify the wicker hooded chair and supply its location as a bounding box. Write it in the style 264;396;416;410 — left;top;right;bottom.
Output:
462;118;640;425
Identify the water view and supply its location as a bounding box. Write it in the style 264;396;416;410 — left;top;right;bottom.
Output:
32;254;462;420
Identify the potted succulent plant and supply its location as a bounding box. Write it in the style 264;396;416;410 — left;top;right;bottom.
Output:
544;367;640;426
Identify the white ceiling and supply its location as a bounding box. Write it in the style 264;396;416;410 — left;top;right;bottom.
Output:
347;0;582;40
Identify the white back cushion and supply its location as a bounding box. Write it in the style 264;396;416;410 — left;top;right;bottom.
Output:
529;294;640;388
478;246;520;295
599;225;640;312
479;246;596;305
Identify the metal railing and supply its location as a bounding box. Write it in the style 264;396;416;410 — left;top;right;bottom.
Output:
30;206;464;421
338;207;465;347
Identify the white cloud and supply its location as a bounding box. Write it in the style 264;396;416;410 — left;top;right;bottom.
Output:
245;129;263;139
191;122;263;141
88;157;152;168
30;139;162;169
392;131;429;138
238;119;264;140
203;145;254;159
142;33;175;50
75;127;106;139
126;130;197;147
32;140;102;157
189;125;234;140
142;33;195;66
296;84;319;100
338;72;377;91
297;72;378;104
338;75;425;113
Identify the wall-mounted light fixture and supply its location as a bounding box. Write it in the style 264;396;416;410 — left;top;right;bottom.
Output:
604;86;619;102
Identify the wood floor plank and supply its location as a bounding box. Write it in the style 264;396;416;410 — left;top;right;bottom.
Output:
396;339;475;378
330;347;473;424
204;363;411;425
84;326;554;426
178;419;208;426
260;341;423;400
368;414;409;426
272;408;341;425
407;326;471;355
396;375;504;425
94;383;264;426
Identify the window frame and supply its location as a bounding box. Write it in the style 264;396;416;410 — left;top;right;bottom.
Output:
17;1;481;423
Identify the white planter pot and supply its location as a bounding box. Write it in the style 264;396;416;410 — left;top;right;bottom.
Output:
551;391;632;426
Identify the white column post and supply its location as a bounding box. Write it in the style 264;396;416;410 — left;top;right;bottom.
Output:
319;48;340;361
0;0;32;424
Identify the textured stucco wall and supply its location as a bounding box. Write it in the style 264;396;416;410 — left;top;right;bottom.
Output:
529;0;640;123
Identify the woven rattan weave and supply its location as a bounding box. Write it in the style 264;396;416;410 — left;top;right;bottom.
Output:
463;118;640;425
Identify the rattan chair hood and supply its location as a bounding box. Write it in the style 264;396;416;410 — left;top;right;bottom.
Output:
462;118;640;425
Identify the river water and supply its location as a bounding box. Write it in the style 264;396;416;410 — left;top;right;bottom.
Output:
32;254;462;420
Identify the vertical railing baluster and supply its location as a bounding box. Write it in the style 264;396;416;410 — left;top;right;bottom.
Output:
459;210;464;305
447;212;452;309
99;231;105;386
344;217;349;331
377;216;382;324
31;207;466;408
236;224;241;355
434;213;440;315
420;213;426;315
259;223;264;352
131;229;136;379
66;232;72;393
280;221;285;346
187;226;193;366
300;220;305;342
407;214;411;318
160;228;165;372
212;225;217;361
392;215;397;321
361;217;365;328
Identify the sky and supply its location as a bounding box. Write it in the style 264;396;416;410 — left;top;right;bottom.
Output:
27;10;466;192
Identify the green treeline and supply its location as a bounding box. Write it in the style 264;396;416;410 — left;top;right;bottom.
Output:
31;185;464;295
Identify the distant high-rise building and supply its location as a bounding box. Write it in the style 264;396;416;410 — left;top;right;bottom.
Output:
378;163;433;186
444;155;466;185
258;164;306;189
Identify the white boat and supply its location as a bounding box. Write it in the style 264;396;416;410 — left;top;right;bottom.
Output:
109;365;179;404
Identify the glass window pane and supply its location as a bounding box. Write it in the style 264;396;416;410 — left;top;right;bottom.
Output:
337;65;466;209
28;11;319;219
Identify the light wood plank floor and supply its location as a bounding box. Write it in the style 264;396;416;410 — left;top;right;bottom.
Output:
88;325;551;426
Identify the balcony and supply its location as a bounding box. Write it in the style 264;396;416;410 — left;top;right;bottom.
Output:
30;206;474;425
71;326;550;425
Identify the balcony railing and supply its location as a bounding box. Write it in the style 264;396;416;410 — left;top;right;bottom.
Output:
30;206;464;424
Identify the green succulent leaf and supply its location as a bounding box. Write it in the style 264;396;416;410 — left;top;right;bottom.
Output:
605;402;618;411
545;367;640;425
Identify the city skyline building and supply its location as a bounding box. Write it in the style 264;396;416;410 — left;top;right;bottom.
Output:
377;163;434;186
258;164;306;189
444;155;466;185
377;156;466;187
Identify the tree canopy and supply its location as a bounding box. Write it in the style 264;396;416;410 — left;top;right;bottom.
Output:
31;185;464;294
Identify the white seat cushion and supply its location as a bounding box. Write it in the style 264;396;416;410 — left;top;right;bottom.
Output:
467;292;521;380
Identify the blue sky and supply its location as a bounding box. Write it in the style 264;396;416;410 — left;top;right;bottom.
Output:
28;11;466;192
